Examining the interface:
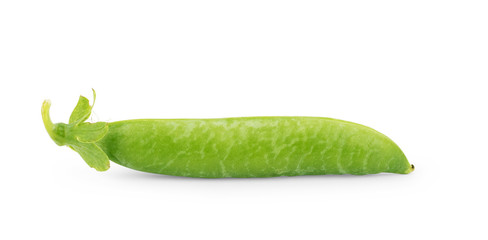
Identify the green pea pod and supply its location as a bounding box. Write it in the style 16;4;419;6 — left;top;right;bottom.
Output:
42;90;414;177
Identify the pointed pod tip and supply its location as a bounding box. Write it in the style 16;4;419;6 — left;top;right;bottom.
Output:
406;164;415;174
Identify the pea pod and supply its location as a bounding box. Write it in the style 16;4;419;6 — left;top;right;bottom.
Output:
42;90;414;177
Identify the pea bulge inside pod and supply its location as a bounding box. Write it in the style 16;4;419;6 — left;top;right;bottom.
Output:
42;90;414;178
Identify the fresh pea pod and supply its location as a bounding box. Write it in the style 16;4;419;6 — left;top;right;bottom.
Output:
42;90;414;177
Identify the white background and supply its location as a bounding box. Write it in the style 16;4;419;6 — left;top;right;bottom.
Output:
1;1;487;239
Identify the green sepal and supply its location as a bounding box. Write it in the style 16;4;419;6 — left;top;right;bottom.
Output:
43;89;111;172
72;122;109;143
70;143;110;171
69;89;96;125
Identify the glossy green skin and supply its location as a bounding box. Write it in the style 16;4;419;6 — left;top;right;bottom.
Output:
97;117;411;178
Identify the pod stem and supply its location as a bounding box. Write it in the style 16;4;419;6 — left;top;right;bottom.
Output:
41;100;61;145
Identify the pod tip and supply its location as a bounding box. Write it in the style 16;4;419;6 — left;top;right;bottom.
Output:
408;164;415;173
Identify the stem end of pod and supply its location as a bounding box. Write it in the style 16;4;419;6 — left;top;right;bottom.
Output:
42;99;65;146
42;90;111;172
